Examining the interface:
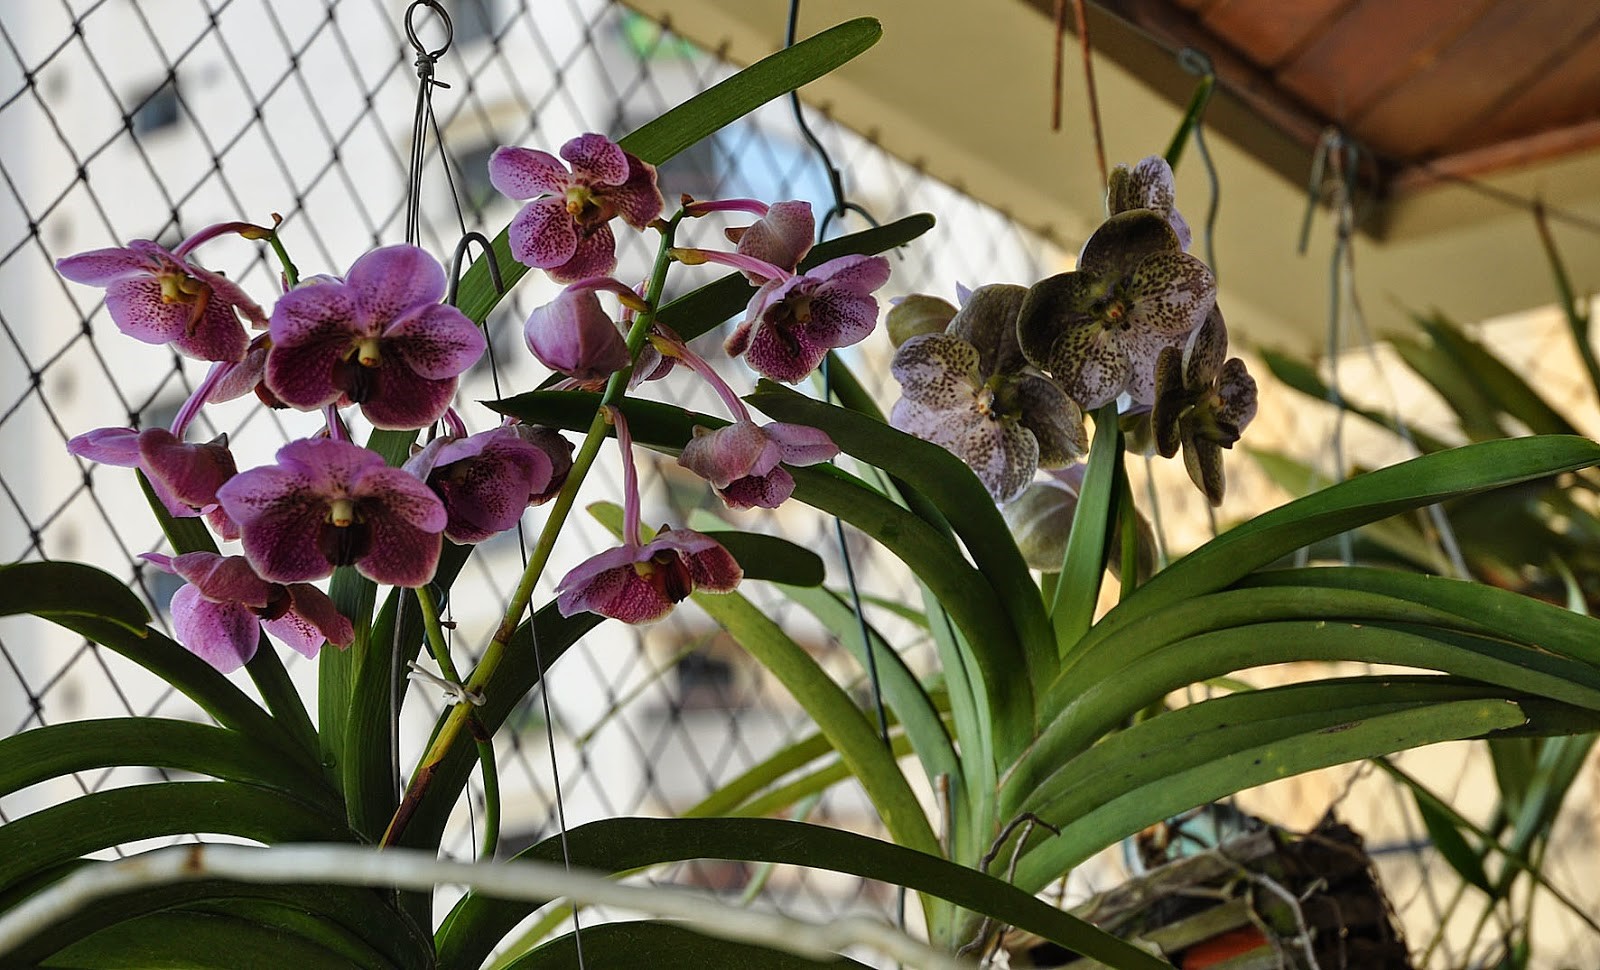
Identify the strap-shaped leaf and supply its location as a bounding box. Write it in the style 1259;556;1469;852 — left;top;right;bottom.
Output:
38;910;371;970
0;782;349;893
0;561;149;633
1011;699;1526;891
695;529;825;587
0;718;336;811
504;920;874;969
1087;435;1600;644
436;817;1170;970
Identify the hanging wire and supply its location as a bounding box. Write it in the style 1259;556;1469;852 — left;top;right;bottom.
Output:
404;1;454;246
1178;49;1221;280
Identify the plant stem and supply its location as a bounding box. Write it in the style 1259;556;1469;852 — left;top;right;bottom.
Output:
380;212;685;847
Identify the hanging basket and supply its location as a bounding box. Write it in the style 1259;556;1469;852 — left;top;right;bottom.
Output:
1007;812;1413;970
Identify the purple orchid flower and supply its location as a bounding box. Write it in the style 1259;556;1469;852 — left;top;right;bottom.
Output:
264;245;486;430
523;276;648;383
144;551;353;673
655;332;838;509
216;437;447;587
555;407;741;624
403;420;557;544
56;224;268;362
681;249;887;384
686;198;815;285
490;133;664;284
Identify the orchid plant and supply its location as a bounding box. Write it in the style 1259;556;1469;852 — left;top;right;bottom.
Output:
5;17;1600;970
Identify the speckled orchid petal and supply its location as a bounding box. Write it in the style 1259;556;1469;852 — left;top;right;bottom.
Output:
1126;252;1216;337
728;200;815;282
514;425;575;504
950;414;1039;504
561;132;630;185
1076;209;1181;277
217;438;446;586
1121;327;1188;407
732;254;888;383
488;146;569;199
1014;375;1087;466
1183;425;1226;507
351;360;461;431
763;421;840;466
1108;156;1191;251
102;277;249;362
548;222;619;284
264;283;364;410
1151;346;1187;459
677;421;835;510
890;334;982;410
1183;307;1229;387
889;397;961;448
384;304;486;380
211;339;271;403
1045;322;1132;411
346;245;448;326
947;283;1029;376
284;583;355;647
556;527;742;624
170;584;260;673
508;196;580;271
56;246;152;284
1215;358;1259;440
1015;271;1099;375
406;427;554;544
604;154;664;230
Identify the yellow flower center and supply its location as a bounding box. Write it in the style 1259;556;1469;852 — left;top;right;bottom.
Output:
328;497;357;528
354;337;382;368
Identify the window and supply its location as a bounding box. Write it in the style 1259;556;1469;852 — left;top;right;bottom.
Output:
131;81;181;136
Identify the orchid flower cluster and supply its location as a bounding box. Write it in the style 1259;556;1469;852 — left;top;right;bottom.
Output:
887;156;1258;508
57;131;891;673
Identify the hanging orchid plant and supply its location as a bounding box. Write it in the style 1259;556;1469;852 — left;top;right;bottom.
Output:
6;14;1600;970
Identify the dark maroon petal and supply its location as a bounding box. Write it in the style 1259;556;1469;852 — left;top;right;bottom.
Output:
489;146;569;200
561;133;629;186
605;152;664;229
559;564;676;624
170;585;260;673
427;430;552;543
547;223;618;285
717;467;795;510
743;318;823;383
1077;209;1180;279
358;512;442;587
266;284;363;409
353;360;458;430
220;482;334;583
346;245;448;327
352;464;447;533
170;296;249;363
385;303;485;380
1215;358;1259;437
723;318;754;359
273;438;389;498
513;425;574;504
171;552;274;609
508;198;578;270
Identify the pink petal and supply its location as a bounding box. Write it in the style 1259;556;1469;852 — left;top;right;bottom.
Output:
171;296;249;363
216;468;333;584
210;341;270;403
352;464;448;533
678;422;776;488
764;421;839;466
718;467;795;510
285;584;355;647
561;133;629;186
261;612;325;659
807;287;880;348
489;146;570;200
171;552;273;608
67;427;142;466
104;278;191;345
356;506;442;588
557;561;676;625
523;288;628;380
731;200;814;280
266;283;363;408
385;303;485;379
138;429;237;511
508;198;579;271
604;153;664;229
547;223;618;284
346;245;448;328
56;246;154;285
170;585;260;673
811;254;891;294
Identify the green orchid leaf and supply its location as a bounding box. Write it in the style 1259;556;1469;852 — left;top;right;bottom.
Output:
0;561;150;633
0;718;336;811
38;910;376;970
1406;768;1496;895
504;920;875;969
746;382;1045;758
681;730;837;818
0;782;349;893
698;529;826;587
1086;435;1600;645
438;817;1171;970
1012;699;1526;890
1052;403;1120;655
452;19;887;326
725;732;917;821
2;872;427;970
1413;313;1579;438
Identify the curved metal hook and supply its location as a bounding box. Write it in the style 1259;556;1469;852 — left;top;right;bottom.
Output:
405;0;453;62
447;231;504;307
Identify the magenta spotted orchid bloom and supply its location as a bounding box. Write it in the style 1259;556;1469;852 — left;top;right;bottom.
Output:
685;198;815;285
56;223;268;363
556;407;741;624
143;551;353;673
490;133;664;284
1017;209;1215;409
403;414;563;544
523;276;648;383
264;245;486;430
216;437;447;587
675;246;890;384
654;333;839;509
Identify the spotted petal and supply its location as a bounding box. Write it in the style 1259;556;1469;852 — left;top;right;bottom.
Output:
891;333;981;410
1016;271;1100;377
508;197;579;271
948;283;1028;377
950;414;1039;503
170;585;260;673
1077;209;1182;278
489;146;569;200
561;133;630;186
1014;375;1087;466
547;222;619;284
1049;322;1131;410
606;153;665;230
1126;251;1216;337
347;245;448;327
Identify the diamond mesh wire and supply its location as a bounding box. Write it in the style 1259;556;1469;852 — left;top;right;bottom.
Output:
2;1;1597;967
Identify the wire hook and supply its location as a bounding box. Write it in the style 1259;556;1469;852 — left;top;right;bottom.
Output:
405;0;453;64
447;231;504;307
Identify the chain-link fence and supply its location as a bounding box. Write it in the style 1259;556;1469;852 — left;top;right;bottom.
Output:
1;1;1597;967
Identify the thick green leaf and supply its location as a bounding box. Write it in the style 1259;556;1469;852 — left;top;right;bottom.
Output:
180;899;398;969
746;382;1045;757
1;872;426;970
1413;313;1579;438
681;730;837;818
0;561;149;632
1084;435;1600;646
452;21;891;326
0;782;349;893
1052;404;1120;655
1011;699;1526;891
1404;767;1496;894
0;718;335;811
698;529;825;587
438;817;1171;969
40;910;366;970
505;920;874;969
